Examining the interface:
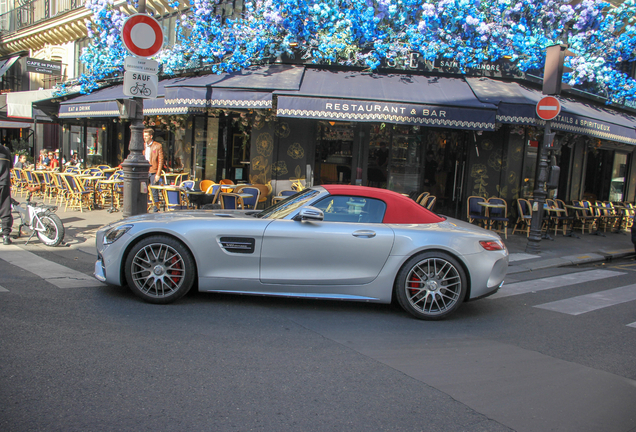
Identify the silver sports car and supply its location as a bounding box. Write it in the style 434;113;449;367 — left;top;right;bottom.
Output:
94;185;508;320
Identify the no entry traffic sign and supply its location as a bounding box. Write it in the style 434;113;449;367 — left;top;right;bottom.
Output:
121;14;163;58
536;96;561;121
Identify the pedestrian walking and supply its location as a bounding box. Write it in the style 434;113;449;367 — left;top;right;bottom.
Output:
0;143;14;245
143;128;164;212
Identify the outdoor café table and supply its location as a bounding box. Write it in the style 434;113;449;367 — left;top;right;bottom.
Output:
77;175;106;208
477;201;506;231
184;190;209;209
98;178;124;213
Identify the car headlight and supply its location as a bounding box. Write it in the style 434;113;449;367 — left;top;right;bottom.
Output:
103;225;133;245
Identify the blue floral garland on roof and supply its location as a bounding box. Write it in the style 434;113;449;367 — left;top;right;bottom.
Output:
65;0;636;104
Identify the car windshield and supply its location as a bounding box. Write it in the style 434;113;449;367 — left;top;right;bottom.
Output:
256;189;320;220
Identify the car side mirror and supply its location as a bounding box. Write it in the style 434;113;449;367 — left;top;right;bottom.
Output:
294;206;324;222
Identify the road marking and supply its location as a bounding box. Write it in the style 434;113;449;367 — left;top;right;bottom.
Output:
534;284;636;315
0;285;8;292
627;322;636;329
0;245;103;288
488;269;625;299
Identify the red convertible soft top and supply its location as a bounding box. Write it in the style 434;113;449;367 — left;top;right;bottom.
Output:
322;185;445;224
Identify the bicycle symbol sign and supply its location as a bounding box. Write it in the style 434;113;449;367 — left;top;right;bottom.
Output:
123;71;158;99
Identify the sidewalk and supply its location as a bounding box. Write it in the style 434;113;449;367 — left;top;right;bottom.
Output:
11;202;636;274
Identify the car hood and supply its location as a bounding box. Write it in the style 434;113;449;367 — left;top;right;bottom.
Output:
103;209;260;229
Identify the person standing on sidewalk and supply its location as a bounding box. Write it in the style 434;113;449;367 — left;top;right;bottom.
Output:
0;143;14;245
143;128;164;212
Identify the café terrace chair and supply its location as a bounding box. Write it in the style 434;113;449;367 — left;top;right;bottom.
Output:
62;173;92;212
571;200;598;234
423;195;436;211
219;179;234;185
467;196;488;227
163;187;190;211
415;192;430;205
487;197;508;239
219;192;244;210
199;179;215;193
512;198;532;237
596;201;620;232
553;199;574;235
239;186;261;209
252;184;271;208
11;169;26;197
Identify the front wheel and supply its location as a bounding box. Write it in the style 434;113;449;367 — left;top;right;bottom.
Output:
124;236;195;304
36;214;65;247
395;251;467;320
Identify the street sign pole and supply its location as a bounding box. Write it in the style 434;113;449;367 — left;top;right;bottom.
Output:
121;0;153;217
526;120;552;254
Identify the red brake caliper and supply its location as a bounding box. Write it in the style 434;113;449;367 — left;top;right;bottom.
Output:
408;274;421;295
169;257;182;287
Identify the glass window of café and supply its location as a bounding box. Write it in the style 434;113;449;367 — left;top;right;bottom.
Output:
315;121;355;185
62;123;109;168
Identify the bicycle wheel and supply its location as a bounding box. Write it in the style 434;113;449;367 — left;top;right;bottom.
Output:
142;87;151;97
130;85;139;96
36;213;65;247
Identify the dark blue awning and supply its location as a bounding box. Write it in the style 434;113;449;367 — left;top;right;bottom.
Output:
467;77;636;145
58;78;205;119
275;69;497;130
164;64;304;108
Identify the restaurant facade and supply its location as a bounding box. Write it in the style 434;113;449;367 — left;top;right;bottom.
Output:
39;62;636;219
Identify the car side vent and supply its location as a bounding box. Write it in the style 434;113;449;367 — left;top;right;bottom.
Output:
219;237;255;254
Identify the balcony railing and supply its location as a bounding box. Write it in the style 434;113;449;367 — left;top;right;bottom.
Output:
0;0;85;35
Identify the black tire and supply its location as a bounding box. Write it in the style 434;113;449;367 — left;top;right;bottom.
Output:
36;214;65;247
395;251;467;320
124;235;195;304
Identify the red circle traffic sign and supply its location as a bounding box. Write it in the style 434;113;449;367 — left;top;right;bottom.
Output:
121;14;163;58
536;96;561;121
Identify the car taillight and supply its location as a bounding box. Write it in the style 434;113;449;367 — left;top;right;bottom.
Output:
479;240;505;251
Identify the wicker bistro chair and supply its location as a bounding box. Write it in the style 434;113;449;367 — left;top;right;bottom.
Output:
219;192;244;209
467;196;488;227
415;192;430;206
553;199;575;235
238;187;261;209
11;169;27;196
487;197;508;239
61;174;92;212
571;200;598;234
423;195;436;211
596;201;620;232
512;198;532;236
162;187;190;211
199;180;216;194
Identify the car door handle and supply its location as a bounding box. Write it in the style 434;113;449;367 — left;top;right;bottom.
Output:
352;230;376;238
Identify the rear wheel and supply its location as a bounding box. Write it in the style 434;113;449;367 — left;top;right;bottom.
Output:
395;251;467;320
36;214;65;247
124;236;195;304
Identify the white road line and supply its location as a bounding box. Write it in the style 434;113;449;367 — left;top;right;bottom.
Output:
0;245;103;289
489;269;625;299
0;285;8;292
534;284;636;315
627;322;636;329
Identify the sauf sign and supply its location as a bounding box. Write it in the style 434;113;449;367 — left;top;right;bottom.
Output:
123;72;158;98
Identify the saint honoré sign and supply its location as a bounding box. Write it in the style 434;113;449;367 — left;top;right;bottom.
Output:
26;58;62;76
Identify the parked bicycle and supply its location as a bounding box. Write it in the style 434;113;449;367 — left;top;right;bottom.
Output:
10;187;65;247
129;82;151;97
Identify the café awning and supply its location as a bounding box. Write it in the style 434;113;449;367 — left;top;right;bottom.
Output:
466;77;636;145
275;69;498;130
163;64;305;109
58;78;205;119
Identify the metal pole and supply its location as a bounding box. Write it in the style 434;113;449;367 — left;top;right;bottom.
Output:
525;121;551;254
121;0;150;217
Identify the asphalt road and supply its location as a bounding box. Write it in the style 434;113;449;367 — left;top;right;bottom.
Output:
1;245;636;432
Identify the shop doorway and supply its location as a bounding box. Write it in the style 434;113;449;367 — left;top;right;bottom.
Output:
584;147;630;202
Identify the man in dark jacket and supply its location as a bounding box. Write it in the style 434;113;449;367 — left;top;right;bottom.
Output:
631;220;636;255
0;143;13;245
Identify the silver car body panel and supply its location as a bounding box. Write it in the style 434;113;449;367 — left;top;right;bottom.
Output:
95;187;508;304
